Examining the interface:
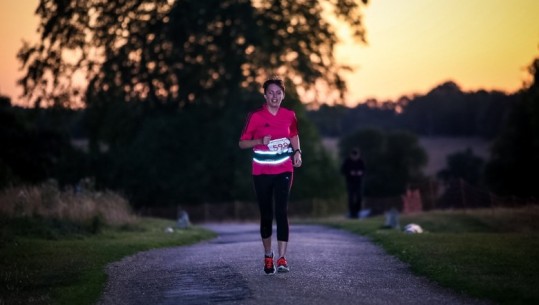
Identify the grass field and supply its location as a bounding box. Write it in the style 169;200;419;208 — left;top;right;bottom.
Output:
0;217;216;305
2;182;537;305
320;206;539;305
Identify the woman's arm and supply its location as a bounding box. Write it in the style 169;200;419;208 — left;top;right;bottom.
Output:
290;135;300;152
239;135;271;149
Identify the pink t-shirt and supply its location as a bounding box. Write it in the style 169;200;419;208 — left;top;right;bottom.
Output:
240;104;299;175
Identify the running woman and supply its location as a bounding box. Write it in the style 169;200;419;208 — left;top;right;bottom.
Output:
239;76;302;275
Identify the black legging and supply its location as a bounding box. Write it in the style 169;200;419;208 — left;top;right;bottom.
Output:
253;172;293;242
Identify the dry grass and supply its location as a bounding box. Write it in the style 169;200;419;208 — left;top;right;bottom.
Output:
0;181;135;226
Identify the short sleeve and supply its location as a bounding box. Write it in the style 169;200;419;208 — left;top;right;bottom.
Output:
240;112;255;141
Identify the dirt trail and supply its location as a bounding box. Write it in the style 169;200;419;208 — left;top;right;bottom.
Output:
98;223;490;305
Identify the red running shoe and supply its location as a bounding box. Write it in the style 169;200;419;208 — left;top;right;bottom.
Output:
276;257;289;273
264;254;275;275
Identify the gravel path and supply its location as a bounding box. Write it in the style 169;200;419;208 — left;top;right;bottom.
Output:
97;223;490;305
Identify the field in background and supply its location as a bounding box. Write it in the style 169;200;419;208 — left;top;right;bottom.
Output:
322;136;491;176
319;206;539;305
418;137;490;176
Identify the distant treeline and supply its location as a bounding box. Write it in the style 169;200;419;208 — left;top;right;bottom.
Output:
307;81;520;139
2;69;539;205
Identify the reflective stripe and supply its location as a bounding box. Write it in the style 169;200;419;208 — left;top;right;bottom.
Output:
253;156;291;165
253;150;281;155
252;147;292;165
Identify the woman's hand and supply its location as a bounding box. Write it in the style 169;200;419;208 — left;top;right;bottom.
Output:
293;150;302;167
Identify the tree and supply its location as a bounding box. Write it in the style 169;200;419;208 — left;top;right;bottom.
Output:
16;0;369;206
0;97;86;188
485;56;539;197
437;148;484;186
18;0;368;108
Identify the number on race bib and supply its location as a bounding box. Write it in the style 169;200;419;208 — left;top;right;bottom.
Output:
267;138;291;153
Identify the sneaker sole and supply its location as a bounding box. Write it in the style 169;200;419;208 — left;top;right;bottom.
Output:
277;266;289;273
264;269;276;275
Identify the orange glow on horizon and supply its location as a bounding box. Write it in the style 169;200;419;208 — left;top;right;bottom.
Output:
336;0;539;105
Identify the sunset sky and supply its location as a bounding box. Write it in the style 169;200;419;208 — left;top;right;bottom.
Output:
1;0;539;107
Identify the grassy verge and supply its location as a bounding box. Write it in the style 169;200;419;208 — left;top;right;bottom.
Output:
0;217;216;305
317;206;539;305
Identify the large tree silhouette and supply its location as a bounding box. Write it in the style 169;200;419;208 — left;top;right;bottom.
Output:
18;0;368;108
485;57;539;197
16;0;369;205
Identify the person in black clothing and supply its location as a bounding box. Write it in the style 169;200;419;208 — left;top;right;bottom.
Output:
341;148;366;218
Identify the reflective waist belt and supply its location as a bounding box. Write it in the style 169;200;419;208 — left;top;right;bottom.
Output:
252;148;293;165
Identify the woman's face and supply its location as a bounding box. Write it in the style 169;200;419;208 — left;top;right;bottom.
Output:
264;83;284;108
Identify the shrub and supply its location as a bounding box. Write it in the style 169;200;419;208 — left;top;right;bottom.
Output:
0;181;135;226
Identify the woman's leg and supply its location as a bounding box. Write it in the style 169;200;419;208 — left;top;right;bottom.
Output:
274;172;292;256
253;174;274;253
277;240;288;258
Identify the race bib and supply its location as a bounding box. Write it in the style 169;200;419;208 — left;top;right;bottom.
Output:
267;137;291;154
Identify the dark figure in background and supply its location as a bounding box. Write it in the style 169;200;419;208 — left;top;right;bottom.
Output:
341;148;366;218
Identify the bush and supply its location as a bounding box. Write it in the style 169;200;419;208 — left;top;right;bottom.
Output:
0;181;136;227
